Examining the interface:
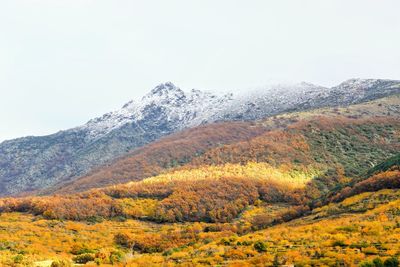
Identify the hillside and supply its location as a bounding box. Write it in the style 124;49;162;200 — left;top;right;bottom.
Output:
0;79;399;196
152;188;400;266
326;153;400;204
49;95;400;194
46;122;267;194
365;153;400;177
1;99;399;225
0;171;400;266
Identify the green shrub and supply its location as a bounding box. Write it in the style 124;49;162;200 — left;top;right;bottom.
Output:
241;240;253;246
219;238;231;246
86;215;104;224
203;238;213;244
109;250;124;264
73;253;95;264
384;257;399;267
13;254;24;264
70;244;95;255
373;258;384;267
114;233;134;248
332;240;347;247
253;241;267;252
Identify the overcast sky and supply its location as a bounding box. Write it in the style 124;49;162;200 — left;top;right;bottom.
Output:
0;0;399;141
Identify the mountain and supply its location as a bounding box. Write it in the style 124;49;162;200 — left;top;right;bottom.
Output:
0;79;399;196
0;89;400;266
4;104;399;222
218;78;400;120
45;121;267;194
76;82;234;140
0;83;233;196
48;94;400;194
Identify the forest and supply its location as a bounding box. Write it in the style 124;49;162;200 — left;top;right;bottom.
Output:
0;97;399;266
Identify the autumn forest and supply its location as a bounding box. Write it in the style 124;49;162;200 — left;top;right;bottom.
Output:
0;95;399;266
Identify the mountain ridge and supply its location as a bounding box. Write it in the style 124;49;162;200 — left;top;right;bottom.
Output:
47;94;400;195
0;78;399;196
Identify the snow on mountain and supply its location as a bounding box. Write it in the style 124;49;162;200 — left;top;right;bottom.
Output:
336;78;382;90
76;79;400;141
77;82;233;140
215;82;330;121
0;78;399;196
78;80;327;141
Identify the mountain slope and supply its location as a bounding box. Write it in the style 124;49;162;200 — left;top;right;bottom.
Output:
217;78;400;121
0;79;399;196
2;101;399;224
322;153;400;204
46;122;267;194
0;83;232;196
48;94;400;194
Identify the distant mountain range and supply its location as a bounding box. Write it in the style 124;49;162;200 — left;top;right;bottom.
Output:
0;78;399;196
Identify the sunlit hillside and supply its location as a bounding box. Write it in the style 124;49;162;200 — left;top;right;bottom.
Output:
137;162;318;188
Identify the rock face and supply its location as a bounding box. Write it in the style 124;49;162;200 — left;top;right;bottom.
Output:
0;79;399;196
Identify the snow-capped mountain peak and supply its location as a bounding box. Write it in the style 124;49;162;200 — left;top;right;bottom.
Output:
78;82;233;140
147;82;185;100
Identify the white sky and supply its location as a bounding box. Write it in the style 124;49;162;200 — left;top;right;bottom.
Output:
0;0;399;141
